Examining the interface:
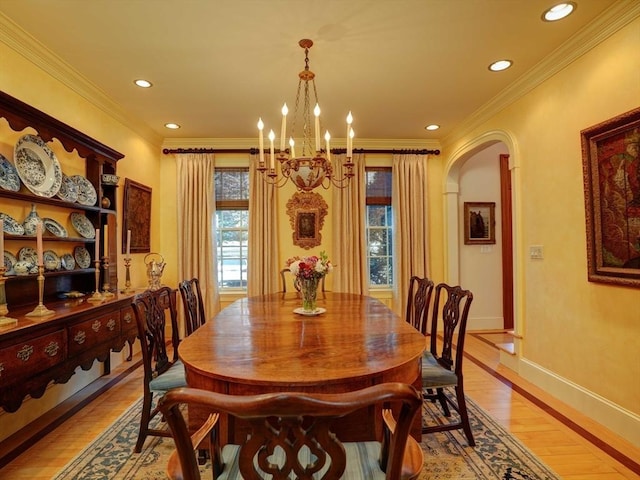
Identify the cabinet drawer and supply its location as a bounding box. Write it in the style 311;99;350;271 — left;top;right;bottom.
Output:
68;312;120;355
120;306;137;336
0;330;66;384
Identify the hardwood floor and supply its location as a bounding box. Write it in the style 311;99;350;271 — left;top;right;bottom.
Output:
1;333;639;479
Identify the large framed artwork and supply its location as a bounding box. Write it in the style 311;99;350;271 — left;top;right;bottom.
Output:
463;202;496;245
286;192;328;249
122;179;152;254
581;106;640;287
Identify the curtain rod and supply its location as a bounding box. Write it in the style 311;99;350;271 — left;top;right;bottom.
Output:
163;147;440;155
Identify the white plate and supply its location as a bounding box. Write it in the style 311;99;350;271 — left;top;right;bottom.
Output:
70;175;97;206
14;134;62;198
18;246;37;265
70;212;95;239
0;212;25;235
43;250;61;271
73;246;91;269
0;153;21;192
3;250;17;274
43;217;68;238
56;173;79;203
60;253;76;271
293;307;326;316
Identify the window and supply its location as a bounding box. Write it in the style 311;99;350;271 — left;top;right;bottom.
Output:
365;168;393;287
215;168;249;289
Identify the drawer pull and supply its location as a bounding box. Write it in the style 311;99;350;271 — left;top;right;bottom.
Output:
44;341;60;357
74;331;86;344
107;318;116;331
124;312;133;324
17;345;34;362
92;320;102;332
0;362;4;378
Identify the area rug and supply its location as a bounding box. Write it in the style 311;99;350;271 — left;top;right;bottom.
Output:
53;395;560;480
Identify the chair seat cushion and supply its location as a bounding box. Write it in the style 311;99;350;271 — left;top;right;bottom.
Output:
422;352;458;388
217;441;386;479
149;360;187;392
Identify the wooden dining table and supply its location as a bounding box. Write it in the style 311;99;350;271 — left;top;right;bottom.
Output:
178;291;426;443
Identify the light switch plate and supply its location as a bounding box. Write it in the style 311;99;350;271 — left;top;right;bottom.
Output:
530;245;544;259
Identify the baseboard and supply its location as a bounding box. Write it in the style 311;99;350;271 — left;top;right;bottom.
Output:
518;357;640;447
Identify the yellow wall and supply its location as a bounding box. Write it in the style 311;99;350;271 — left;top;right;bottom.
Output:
443;17;640;440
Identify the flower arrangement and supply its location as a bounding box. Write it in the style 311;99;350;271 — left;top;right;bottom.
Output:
286;251;332;312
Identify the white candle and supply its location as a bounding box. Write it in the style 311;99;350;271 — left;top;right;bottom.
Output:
95;228;100;261
280;104;288;152
289;137;296;158
104;224;109;258
36;222;43;265
257;118;265;165
0;219;4;255
346;111;353;158
126;229;131;259
314;104;321;152
348;127;355;160
324;130;331;162
268;130;275;170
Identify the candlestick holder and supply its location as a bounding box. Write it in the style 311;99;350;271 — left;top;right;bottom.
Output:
88;260;104;302
26;265;55;317
102;256;114;297
122;257;134;294
0;266;17;326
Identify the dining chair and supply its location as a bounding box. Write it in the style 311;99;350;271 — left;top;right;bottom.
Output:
132;286;187;453
179;277;206;336
421;282;475;446
280;267;325;293
158;382;423;480
406;276;435;336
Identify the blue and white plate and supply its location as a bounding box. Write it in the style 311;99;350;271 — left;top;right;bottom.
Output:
0;153;20;191
3;250;17;274
43;217;68;238
70;175;97;206
56;173;79;203
14;134;62;198
70;212;95;239
0;212;25;235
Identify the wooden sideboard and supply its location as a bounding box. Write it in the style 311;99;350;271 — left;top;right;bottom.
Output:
0;293;136;412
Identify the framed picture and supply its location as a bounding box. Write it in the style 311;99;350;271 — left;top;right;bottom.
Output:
581;107;640;287
286;192;328;249
122;179;152;254
463;202;496;245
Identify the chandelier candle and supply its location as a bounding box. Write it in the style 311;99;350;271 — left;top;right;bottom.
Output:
257;118;265;165
280;104;288;151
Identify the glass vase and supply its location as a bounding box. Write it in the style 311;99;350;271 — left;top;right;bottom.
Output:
299;277;320;312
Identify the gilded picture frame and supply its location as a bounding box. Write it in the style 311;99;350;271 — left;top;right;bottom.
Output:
581;107;640;287
463;202;496;245
122;178;152;253
286;192;328;249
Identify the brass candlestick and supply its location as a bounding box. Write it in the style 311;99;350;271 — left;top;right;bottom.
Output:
88;260;104;302
26;265;55;317
102;256;114;297
122;257;134;293
0;266;17;326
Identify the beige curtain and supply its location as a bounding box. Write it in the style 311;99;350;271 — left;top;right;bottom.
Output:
176;153;220;330
248;154;280;296
331;152;368;294
392;153;430;315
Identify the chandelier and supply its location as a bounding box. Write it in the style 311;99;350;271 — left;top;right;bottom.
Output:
257;39;355;192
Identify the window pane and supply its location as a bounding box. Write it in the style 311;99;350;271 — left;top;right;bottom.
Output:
367;205;388;227
369;257;392;286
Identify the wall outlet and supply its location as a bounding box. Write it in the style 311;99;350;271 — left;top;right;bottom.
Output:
530;245;544;259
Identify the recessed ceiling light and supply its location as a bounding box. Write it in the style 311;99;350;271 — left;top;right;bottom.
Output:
542;2;576;22
134;79;153;88
425;124;440;131
164;123;181;129
489;60;513;72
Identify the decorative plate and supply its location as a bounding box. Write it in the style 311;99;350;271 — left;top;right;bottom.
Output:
0;212;25;235
56;174;79;203
43;217;68;238
293;307;326;316
43;250;61;271
60;253;76;271
14;134;62;198
70;175;97;206
3;250;17;274
18;246;37;265
70;212;95;239
0;153;21;192
73;246;91;269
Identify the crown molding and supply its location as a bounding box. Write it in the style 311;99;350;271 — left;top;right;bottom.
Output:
0;12;163;147
442;0;640;149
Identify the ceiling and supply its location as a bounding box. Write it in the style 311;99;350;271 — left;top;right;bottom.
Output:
0;1;621;144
